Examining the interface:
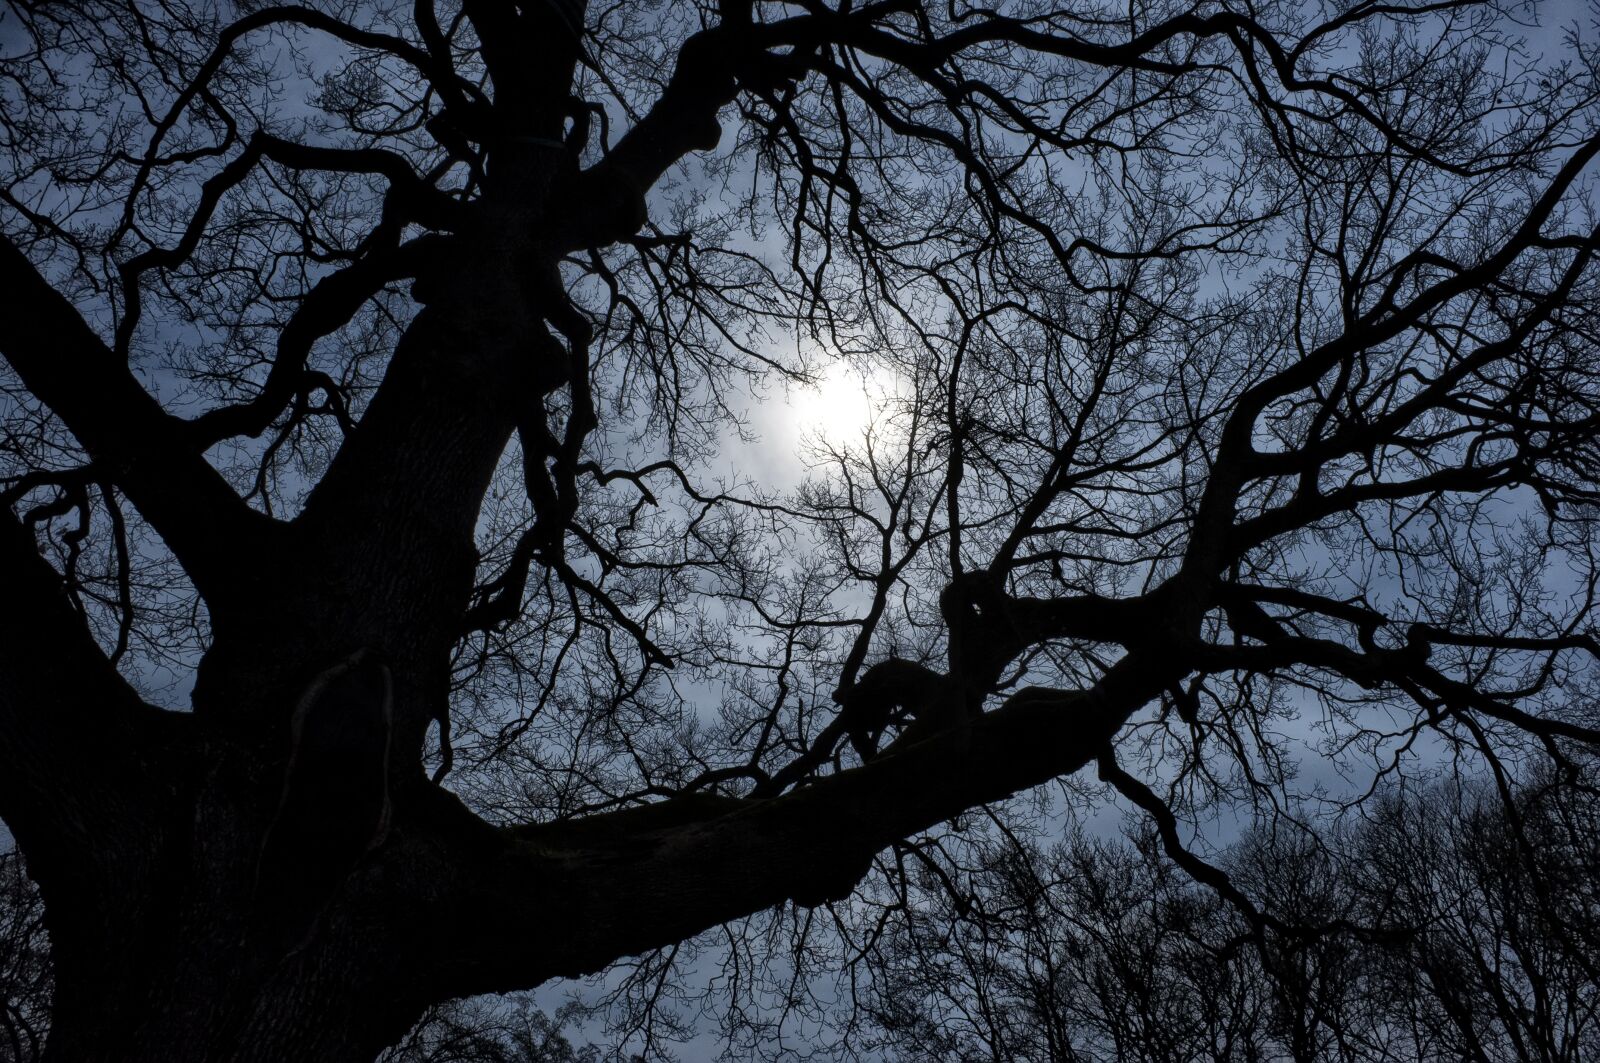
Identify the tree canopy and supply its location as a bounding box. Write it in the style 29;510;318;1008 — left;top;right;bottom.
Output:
1;0;1598;1058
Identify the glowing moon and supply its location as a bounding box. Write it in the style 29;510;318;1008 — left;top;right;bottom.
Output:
788;360;892;445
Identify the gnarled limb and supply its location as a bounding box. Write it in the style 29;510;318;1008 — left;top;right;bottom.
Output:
0;236;279;607
426;653;1171;997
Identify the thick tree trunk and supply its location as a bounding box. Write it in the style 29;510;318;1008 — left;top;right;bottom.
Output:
6;207;565;1060
33;754;477;1062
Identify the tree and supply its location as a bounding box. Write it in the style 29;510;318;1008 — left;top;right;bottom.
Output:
855;774;1600;1062
2;0;1599;1057
377;994;603;1063
0;847;49;1063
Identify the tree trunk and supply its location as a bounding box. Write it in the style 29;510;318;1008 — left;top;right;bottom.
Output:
46;931;427;1063
34;758;471;1062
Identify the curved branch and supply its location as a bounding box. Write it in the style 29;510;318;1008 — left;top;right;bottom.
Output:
0;236;279;607
184;233;448;447
428;653;1175;995
116;133;462;358
116;3;474;238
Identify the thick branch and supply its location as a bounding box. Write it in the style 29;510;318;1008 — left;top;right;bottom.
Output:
427;652;1174;994
0;237;278;606
183;233;446;448
0;509;178;881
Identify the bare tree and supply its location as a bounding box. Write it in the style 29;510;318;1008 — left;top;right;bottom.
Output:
1351;775;1600;1061
857;773;1600;1062
2;0;1599;1057
377;994;602;1063
0;846;48;1063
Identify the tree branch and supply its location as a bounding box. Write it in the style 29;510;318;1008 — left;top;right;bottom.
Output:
0;236;279;607
0;509;180;887
425;652;1175;995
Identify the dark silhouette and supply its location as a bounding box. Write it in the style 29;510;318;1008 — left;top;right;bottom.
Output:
861;777;1600;1061
1;0;1597;1057
0;848;49;1063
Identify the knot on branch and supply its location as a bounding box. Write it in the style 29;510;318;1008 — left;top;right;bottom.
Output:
833;658;971;761
789;850;874;909
939;569;1034;677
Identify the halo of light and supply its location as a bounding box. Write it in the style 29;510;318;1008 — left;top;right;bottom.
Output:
790;361;886;444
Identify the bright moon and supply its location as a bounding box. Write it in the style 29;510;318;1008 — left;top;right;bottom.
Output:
788;360;894;445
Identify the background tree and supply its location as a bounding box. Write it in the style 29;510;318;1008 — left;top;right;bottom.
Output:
0;848;49;1063
854;772;1600;1062
2;0;1599;1058
377;994;603;1063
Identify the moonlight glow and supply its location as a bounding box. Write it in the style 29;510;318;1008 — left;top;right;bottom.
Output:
788;360;898;445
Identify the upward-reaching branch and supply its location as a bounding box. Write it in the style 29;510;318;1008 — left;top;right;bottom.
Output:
0;237;278;608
